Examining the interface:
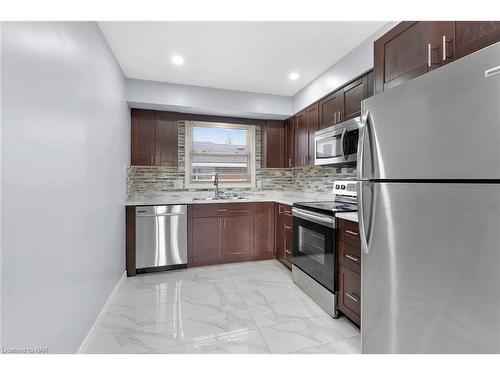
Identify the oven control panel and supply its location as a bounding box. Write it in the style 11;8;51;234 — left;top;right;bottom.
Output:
333;180;357;197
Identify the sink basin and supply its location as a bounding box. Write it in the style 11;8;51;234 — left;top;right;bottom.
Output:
192;195;248;201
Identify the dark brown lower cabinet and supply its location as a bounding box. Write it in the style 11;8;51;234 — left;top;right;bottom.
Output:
190;217;221;266
188;202;275;267
221;214;254;262
337;218;361;326
254;203;276;259
338;266;361;324
276;204;293;270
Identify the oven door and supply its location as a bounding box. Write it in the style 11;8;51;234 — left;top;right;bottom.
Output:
292;208;336;292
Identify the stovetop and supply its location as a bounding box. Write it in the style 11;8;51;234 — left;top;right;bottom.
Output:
293;200;357;216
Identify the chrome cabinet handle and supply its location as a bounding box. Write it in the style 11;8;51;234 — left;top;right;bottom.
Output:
284;225;292;230
442;35;451;61
443;35;448;61
224;218;226;228
345;293;359;303
428;43;432;67
345;230;358;236
338;110;341;122
428;43;439;67
217;209;228;212
334;112;337;124
345;254;359;263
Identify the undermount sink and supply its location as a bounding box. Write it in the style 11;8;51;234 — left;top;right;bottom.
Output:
192;195;249;201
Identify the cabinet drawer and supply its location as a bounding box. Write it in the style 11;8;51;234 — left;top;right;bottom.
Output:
338;241;361;273
191;203;254;218
339;266;361;324
340;219;360;248
278;204;292;216
281;212;292;230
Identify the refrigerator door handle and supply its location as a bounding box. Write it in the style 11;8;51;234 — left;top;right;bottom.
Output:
358;181;376;254
358;109;373;180
358;181;369;254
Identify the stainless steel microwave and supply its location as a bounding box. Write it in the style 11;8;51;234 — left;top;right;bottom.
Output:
314;117;361;166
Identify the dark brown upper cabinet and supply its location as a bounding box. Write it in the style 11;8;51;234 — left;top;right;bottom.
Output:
374;21;500;94
455;21;500;59
261;120;285;168
285;117;295;168
319;89;344;129
131;109;157;166
305;102;319;165
131;109;178;167
294;110;308;167
374;21;455;93
342;74;369;121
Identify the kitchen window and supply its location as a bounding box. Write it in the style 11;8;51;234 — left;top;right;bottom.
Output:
185;121;255;188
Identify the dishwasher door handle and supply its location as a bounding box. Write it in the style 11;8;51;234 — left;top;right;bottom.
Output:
136;212;187;217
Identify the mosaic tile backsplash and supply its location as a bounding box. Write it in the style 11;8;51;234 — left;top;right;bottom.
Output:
127;122;355;198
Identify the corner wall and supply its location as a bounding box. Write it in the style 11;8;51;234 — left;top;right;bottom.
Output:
1;22;129;353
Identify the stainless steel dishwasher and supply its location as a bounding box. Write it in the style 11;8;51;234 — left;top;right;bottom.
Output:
135;205;187;273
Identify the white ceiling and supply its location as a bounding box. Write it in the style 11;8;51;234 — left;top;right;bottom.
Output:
98;22;386;96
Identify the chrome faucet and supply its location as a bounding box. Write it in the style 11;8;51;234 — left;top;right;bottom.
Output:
213;172;220;198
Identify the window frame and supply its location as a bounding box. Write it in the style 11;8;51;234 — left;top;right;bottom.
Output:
184;121;256;189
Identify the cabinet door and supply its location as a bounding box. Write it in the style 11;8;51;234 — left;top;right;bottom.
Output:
339;265;361;326
342;75;369;121
131;109;156;166
156;111;178;167
190;217;221;266
262;120;285;168
221;214;254;262
285;117;295;168
374;21;454;93
456;21;500;59
319;89;344;129
294;110;308;166
253;203;275;259
305;102;319;165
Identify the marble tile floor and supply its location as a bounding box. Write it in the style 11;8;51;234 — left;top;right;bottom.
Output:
81;260;360;354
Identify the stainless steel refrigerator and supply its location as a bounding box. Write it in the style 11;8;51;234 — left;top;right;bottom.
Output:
358;42;500;353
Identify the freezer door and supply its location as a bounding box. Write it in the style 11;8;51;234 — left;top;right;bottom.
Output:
360;182;500;353
360;42;500;180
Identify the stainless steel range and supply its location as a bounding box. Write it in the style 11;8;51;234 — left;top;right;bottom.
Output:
291;180;357;317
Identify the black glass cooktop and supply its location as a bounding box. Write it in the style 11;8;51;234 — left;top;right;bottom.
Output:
293;200;357;216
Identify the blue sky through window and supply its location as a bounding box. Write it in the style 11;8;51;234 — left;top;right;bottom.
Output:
193;126;246;145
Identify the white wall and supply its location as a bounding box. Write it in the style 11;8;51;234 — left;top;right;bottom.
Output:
126;78;293;120
293;22;397;113
1;22;129;353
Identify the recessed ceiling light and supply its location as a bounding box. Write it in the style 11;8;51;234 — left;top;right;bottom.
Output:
289;72;299;81
172;55;184;66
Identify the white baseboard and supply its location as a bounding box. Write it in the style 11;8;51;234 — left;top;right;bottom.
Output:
77;271;127;353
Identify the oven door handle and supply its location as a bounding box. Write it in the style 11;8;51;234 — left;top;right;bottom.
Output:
292;208;335;228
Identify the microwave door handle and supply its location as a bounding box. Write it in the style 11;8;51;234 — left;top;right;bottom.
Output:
340;128;347;159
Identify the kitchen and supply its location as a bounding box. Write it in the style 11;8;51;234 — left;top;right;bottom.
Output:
2;4;500;366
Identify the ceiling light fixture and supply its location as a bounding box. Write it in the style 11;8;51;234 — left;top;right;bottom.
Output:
289;72;299;81
172;55;184;66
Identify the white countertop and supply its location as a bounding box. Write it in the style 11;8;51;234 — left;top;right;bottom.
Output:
335;211;358;222
126;190;335;207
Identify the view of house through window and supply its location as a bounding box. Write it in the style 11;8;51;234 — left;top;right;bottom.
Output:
185;122;255;187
